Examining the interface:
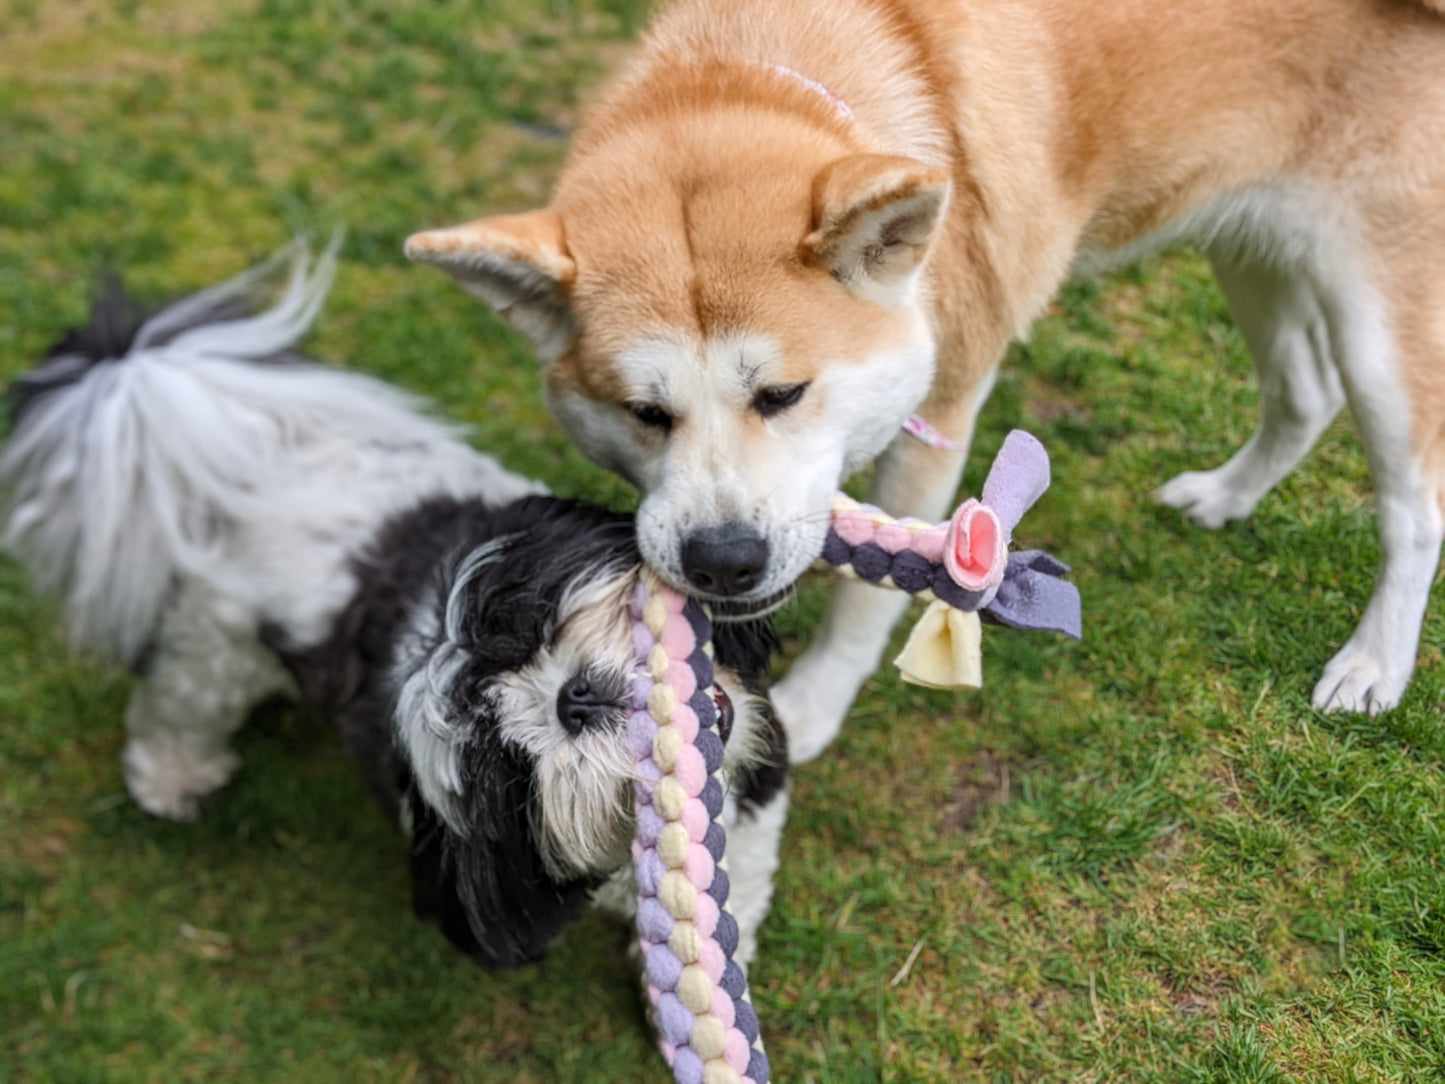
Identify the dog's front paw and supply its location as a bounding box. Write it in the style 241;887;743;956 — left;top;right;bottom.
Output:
1311;647;1409;715
1154;469;1259;529
122;736;241;821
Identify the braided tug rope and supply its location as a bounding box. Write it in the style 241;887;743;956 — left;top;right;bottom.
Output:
628;430;1081;1083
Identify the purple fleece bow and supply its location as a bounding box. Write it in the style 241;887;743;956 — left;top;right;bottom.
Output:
975;431;1081;639
818;429;1082;638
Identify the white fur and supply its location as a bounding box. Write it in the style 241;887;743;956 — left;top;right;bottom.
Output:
1303;269;1439;713
776;360;994;762
6;244;792;974
718;781;790;967
775;427;970;763
391;537;518;833
121;580;293;820
1073;183;1332;280
773;583;913;764
1153;254;1346;528
1;245;543;814
478;553;789;946
491;560;783;883
1142;183;1441;714
555;327;935;605
389;540;788;896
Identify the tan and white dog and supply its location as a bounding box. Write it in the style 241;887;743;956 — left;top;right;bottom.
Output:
408;0;1445;760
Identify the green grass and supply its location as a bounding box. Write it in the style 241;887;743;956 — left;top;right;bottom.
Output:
3;3;1444;1081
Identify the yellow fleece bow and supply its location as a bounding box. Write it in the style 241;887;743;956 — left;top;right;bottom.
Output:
893;601;982;689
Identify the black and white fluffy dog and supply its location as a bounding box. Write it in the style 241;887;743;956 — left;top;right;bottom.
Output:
0;245;788;970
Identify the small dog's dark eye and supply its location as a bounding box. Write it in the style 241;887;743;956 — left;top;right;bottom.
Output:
752;382;809;418
626;402;674;433
714;684;734;744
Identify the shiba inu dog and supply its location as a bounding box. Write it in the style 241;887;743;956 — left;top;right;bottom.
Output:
407;0;1445;759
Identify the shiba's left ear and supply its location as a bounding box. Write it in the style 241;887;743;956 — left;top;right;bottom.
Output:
406;211;575;360
802;155;951;301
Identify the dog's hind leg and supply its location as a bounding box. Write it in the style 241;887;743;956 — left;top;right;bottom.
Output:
122;582;292;820
1155;255;1345;527
774;397;978;763
1310;225;1444;714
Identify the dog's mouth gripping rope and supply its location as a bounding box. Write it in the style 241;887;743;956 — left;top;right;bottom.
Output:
626;430;1079;1083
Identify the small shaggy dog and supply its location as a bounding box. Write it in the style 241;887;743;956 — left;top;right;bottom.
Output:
0;245;788;969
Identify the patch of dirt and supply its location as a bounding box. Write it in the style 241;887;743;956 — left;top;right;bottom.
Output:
1159;966;1232;1017
940;749;1017;834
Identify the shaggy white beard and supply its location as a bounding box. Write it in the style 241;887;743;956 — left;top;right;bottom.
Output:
493;565;640;880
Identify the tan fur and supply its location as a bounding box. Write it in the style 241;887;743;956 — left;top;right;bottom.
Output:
412;0;1439;446
410;0;1445;726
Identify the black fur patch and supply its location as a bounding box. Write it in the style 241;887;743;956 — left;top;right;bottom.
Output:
49;274;147;364
9;260;791;971
7;275;144;429
264;496;535;816
712;617;780;687
406;745;598;970
731;694;790;817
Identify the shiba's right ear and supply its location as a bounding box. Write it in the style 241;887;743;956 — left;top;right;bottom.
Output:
803;155;950;304
406;211;576;360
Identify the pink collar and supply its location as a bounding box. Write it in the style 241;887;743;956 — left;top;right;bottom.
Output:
902;413;968;451
766;63;854;122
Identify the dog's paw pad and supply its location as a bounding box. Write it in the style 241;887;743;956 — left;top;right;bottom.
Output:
1311;652;1405;715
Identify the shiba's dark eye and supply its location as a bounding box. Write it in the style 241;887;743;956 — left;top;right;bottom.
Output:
626;402;674;433
753;382;810;418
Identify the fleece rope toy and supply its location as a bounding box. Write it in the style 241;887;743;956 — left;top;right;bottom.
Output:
626;429;1078;1084
823;429;1081;688
629;574;769;1084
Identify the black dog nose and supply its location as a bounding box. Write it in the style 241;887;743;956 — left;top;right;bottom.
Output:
557;673;614;736
681;525;770;596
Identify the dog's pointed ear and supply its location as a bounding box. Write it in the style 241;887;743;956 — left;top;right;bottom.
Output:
405;211;576;359
802;155;951;301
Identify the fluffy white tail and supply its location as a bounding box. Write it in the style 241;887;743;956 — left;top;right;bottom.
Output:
1;240;463;665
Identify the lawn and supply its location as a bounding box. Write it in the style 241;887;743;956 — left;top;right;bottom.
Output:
3;2;1444;1081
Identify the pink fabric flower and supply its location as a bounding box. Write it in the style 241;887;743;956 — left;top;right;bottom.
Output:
942;498;1006;591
